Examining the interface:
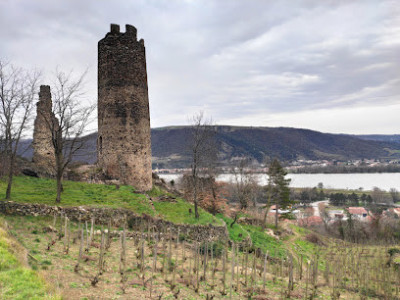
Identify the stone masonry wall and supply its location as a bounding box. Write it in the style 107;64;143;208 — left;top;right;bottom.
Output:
97;24;152;191
0;201;228;242
32;85;56;176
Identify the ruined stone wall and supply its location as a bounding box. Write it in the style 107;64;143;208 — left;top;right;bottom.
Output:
0;201;229;242
98;24;152;191
32;85;56;176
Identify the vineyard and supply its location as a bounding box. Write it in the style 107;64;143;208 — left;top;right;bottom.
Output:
2;214;400;299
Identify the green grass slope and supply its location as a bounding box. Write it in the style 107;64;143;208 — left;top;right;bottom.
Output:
0;218;60;299
0;176;223;226
0;176;322;263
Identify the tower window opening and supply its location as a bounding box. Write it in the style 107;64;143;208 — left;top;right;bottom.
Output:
99;136;103;155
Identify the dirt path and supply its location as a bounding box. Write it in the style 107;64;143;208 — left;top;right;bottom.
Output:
310;200;329;217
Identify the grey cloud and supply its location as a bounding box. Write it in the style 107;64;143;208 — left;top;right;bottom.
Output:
0;0;399;131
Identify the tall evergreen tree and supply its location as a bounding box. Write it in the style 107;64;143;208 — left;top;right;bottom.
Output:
264;159;291;228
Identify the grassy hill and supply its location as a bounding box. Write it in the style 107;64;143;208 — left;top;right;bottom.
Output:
0;218;60;299
1;176;399;299
2;213;398;299
0;176;222;226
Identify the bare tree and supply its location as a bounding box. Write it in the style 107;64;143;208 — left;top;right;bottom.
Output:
389;188;399;203
371;187;391;205
188;112;217;219
40;69;95;203
182;174;227;216
232;158;257;210
0;60;40;199
228;158;257;228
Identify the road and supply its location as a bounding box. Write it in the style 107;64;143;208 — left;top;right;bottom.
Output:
310;200;329;217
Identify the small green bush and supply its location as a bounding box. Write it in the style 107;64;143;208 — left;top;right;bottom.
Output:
388;248;400;257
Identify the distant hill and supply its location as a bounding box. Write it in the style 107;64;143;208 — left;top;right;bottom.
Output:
355;134;400;144
17;133;98;165
152;126;400;168
17;126;400;168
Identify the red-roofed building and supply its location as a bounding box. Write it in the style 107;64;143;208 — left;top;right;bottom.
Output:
347;207;368;221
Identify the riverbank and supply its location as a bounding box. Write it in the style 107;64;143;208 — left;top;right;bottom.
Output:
158;172;400;191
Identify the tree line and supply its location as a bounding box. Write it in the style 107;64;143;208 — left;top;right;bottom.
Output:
292;186;398;207
291;163;400;174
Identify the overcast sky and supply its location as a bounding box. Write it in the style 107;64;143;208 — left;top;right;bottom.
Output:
1;0;399;134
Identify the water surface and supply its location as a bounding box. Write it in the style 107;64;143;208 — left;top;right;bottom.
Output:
158;173;400;191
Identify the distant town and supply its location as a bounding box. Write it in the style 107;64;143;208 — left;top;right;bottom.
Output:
155;158;400;174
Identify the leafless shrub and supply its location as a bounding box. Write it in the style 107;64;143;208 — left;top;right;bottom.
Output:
305;233;325;246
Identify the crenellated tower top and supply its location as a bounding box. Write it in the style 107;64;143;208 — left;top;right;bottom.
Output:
102;24;144;46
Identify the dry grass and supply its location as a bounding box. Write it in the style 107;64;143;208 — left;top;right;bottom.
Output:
5;214;399;299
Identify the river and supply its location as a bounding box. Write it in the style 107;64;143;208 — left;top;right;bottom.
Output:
157;172;400;191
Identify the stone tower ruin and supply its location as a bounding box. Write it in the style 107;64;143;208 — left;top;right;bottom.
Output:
32;85;56;175
97;24;152;191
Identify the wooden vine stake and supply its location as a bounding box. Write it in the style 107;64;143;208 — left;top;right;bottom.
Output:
47;212;57;250
63;216;67;253
140;224;145;286
119;218;127;292
172;228;179;288
85;221;89;250
53;212;57;228
99;228;105;275
87;216;95;252
221;246;227;296
305;260;310;299
150;230;158;298
147;219;151;245
161;225;166;276
236;243;240;294
230;242;235;299
181;238;186;278
106;218;111;250
263;251;268;292
299;254;303;280
250;250;257;296
188;242;193;286
74;221;84;273
168;226;172;273
66;217;70;254
196;242;200;293
203;241;208;282
244;243;249;287
287;253;294;297
58;212;63;240
312;255;319;298
211;241;215;289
